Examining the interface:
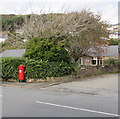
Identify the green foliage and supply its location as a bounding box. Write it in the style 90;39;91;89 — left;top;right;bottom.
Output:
24;37;70;62
2;15;24;31
104;58;120;65
108;39;120;45
2;58;74;80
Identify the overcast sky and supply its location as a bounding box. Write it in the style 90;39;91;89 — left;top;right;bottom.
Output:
0;0;119;24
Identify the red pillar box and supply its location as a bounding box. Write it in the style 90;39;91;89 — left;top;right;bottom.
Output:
18;65;26;82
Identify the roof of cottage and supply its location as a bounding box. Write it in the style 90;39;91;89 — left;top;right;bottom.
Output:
89;45;119;57
0;45;119;58
102;45;118;57
0;49;26;57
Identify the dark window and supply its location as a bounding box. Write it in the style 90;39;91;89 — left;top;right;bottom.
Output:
92;60;96;65
99;60;103;65
79;58;82;64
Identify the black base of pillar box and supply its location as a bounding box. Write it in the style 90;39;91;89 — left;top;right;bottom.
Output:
19;80;25;83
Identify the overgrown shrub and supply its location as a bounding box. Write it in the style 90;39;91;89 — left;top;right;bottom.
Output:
104;58;120;65
2;58;74;81
24;37;70;63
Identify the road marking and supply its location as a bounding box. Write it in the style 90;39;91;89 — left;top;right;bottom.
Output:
36;101;119;117
0;95;2;97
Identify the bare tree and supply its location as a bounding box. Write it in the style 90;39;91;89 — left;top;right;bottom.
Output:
20;9;109;62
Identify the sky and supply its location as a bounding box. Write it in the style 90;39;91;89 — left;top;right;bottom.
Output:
0;0;119;24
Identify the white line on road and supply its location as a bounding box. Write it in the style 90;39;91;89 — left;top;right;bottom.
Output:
36;101;119;117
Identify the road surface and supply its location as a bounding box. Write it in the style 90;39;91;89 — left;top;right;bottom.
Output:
1;73;119;118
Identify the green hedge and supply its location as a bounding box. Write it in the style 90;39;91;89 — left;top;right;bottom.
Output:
2;58;74;81
104;58;120;65
108;39;120;45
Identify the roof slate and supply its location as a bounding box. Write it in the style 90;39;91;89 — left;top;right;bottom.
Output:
0;49;26;57
89;45;119;57
102;45;118;57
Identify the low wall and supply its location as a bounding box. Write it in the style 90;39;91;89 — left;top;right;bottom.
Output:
75;65;119;78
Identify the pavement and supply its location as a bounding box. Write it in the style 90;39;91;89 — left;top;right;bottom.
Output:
1;73;119;97
0;73;119;117
45;73;119;98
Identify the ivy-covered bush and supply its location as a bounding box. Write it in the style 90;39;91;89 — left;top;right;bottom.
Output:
2;58;74;81
24;37;70;63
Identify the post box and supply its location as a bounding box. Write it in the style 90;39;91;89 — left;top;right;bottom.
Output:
18;65;25;82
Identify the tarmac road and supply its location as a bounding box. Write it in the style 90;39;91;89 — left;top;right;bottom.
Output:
1;73;119;118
